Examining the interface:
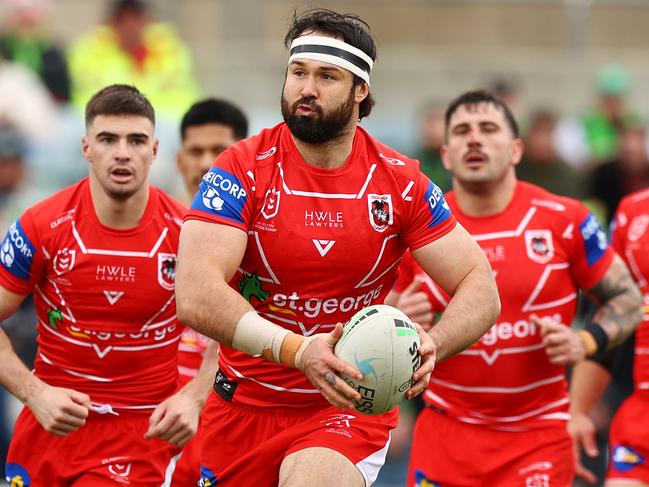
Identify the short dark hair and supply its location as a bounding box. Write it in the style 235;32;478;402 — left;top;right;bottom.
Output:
109;0;147;20
180;98;249;141
85;84;155;127
445;90;519;138
284;8;377;120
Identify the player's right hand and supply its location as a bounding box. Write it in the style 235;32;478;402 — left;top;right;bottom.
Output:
568;411;599;485
534;314;586;365
405;323;436;400
393;277;434;330
294;323;363;410
26;381;91;436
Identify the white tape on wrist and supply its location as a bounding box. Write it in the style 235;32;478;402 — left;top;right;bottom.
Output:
232;311;290;362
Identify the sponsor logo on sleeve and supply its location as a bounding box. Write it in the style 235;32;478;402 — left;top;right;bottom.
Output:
368;194;393;232
191;167;247;223
524;230;554;264
612;445;644;472
199;466;218;486
5;463;31;486
580;213;608;266
0;221;36;280
424;181;451;227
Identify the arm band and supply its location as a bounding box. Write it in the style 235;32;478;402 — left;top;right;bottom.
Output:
578;322;609;356
231;311;303;367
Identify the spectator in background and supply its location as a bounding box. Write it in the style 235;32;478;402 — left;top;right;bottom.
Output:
590;122;649;223
557;64;639;168
67;0;199;120
0;0;70;103
489;77;521;119
0;56;55;143
584;65;636;164
0;124;26;220
413;104;451;192
518;109;586;199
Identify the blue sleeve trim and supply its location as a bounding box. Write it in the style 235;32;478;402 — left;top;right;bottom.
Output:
424;181;452;228
189;167;248;224
0;220;36;280
580;213;608;266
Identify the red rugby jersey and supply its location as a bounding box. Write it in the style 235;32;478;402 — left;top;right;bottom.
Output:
185;122;456;409
0;179;185;410
611;188;649;396
395;181;614;429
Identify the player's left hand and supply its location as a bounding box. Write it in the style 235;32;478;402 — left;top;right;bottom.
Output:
144;389;201;447
295;323;363;411
406;323;436;400
568;411;599;484
533;314;586;365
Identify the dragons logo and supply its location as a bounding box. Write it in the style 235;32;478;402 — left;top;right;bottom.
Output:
239;272;269;304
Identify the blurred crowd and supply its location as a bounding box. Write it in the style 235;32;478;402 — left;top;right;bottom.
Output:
0;0;646;485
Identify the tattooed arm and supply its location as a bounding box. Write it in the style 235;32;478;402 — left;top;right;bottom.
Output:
581;253;642;352
567;254;640;483
538;254;641;365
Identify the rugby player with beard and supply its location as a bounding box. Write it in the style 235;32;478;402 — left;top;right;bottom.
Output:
175;8;500;487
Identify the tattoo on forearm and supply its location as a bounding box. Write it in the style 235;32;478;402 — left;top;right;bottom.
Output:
324;372;337;386
586;255;643;349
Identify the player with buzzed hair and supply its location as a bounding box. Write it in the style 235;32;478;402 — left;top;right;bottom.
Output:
170;97;249;486
389;89;642;486
1;84;207;486
176;8;499;487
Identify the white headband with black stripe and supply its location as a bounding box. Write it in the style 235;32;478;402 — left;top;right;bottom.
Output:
288;35;373;85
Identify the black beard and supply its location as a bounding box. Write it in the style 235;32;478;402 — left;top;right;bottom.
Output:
281;90;355;144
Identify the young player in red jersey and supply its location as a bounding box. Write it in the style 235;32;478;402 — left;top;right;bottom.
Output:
170;98;249;486
175;9;501;487
175;97;249;386
570;187;649;486
0;85;210;486
388;90;642;487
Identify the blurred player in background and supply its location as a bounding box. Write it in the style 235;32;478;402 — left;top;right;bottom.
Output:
170;97;248;486
175;9;499;487
388;90;641;487
0;84;206;485
571;187;649;486
175;98;249;206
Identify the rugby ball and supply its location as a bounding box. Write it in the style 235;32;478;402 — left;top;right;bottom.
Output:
334;304;421;415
